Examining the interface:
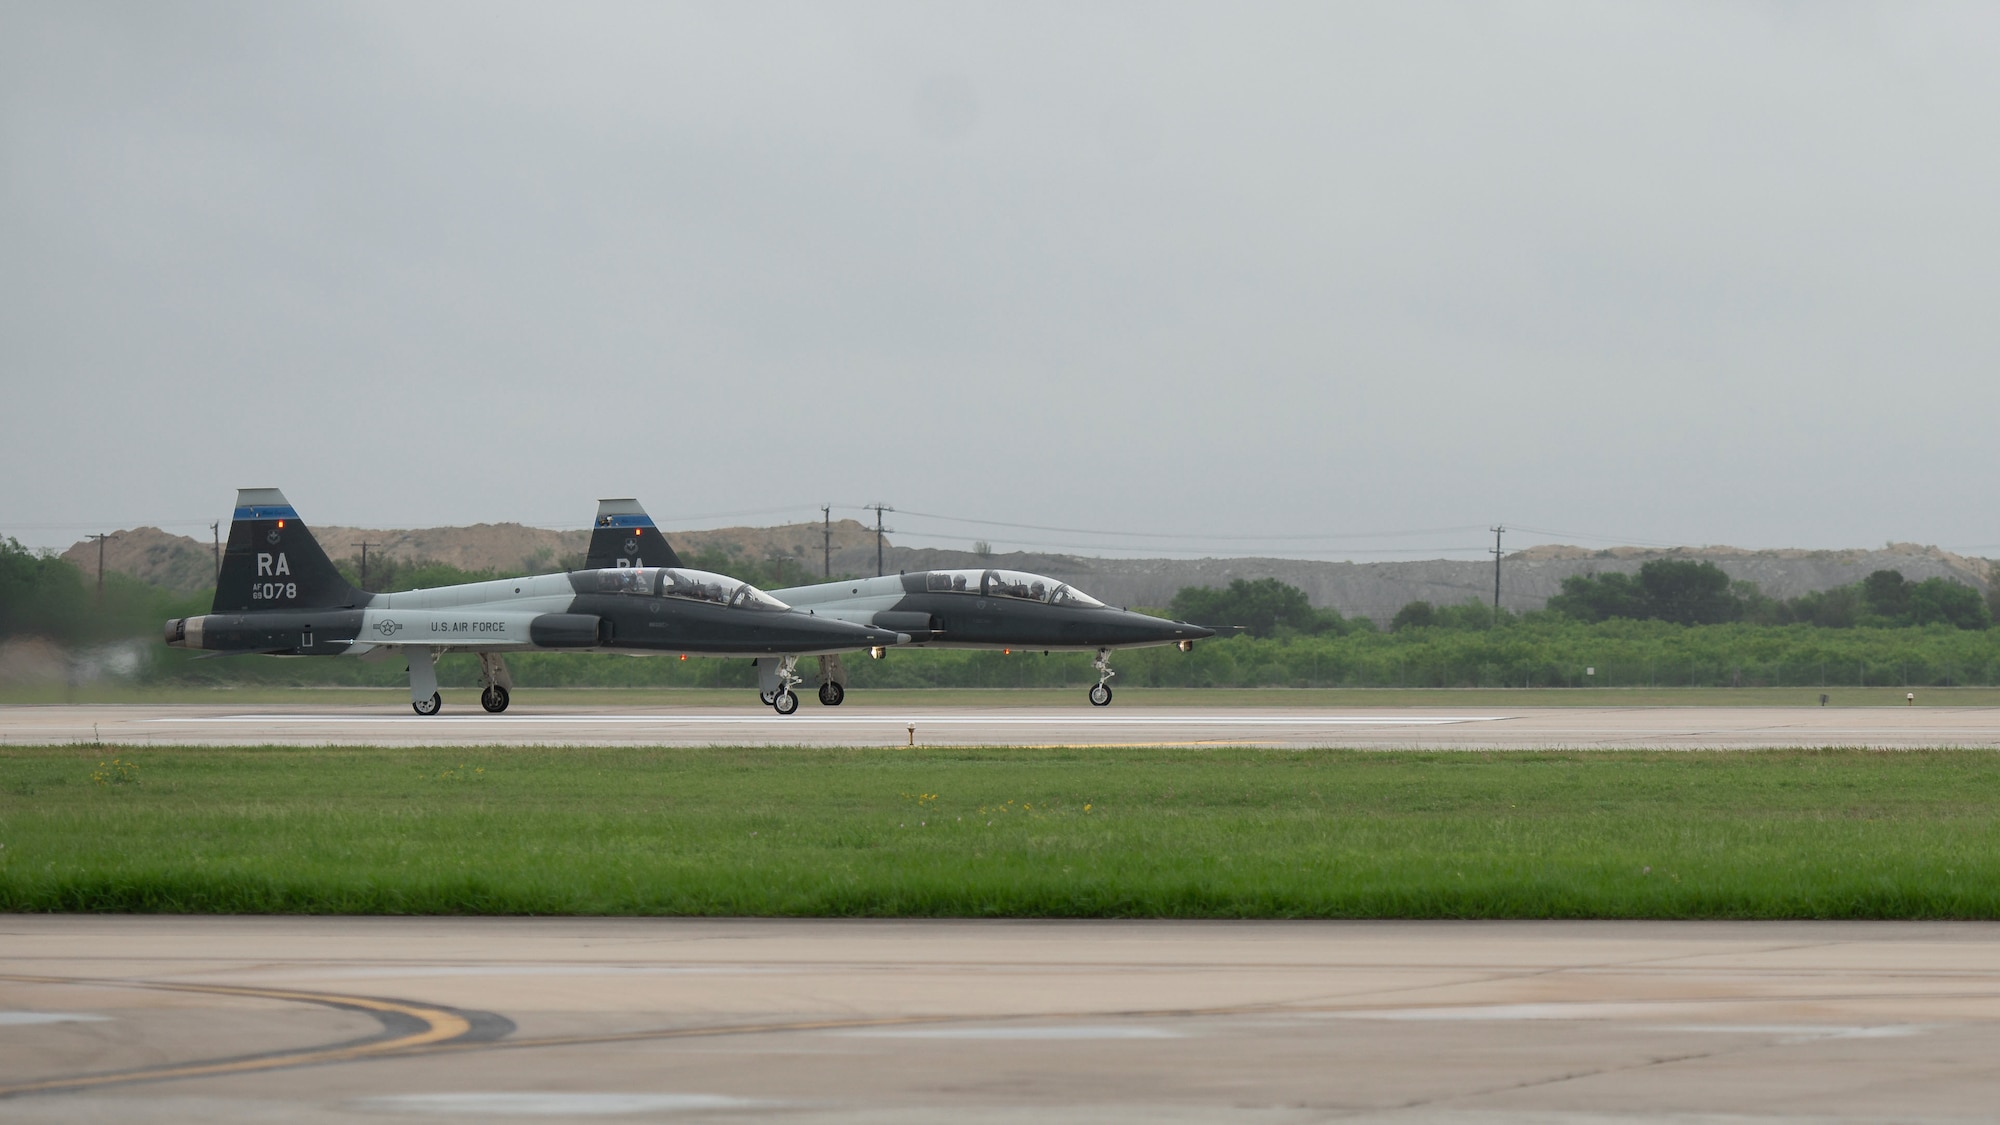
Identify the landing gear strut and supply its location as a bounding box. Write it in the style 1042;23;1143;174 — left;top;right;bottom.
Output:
1089;648;1115;707
409;647;442;715
477;653;513;714
816;654;848;706
758;654;803;715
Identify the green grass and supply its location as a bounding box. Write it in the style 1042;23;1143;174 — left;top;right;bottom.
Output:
7;684;2000;707
4;745;2000;918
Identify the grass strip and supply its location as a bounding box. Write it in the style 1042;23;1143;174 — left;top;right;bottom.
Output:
3;745;1998;918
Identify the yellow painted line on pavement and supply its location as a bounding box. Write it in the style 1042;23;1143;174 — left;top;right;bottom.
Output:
0;975;472;1098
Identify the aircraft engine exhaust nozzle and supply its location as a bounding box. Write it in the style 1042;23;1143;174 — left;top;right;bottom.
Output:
164;616;210;649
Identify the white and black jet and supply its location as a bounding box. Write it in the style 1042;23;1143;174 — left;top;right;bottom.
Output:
165;489;907;715
582;499;1213;708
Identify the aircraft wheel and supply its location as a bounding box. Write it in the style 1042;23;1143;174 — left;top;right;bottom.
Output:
818;681;845;707
413;692;443;716
1089;683;1112;707
759;690;776;705
481;685;510;713
772;690;799;715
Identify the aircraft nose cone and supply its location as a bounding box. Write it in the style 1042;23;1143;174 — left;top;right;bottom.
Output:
1114;610;1212;644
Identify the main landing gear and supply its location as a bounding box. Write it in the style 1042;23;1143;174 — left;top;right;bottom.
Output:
816;654;848;707
477;653;513;713
757;654;803;715
409;647;442;715
1089;648;1116;707
406;650;515;716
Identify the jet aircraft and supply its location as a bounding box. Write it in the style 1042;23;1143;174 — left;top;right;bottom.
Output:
583;500;1214;708
166;489;905;715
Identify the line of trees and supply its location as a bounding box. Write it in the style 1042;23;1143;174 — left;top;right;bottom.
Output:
1542;560;1992;630
0;538;207;648
1169;578;1372;637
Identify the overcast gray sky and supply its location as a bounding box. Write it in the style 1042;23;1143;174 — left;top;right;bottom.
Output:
4;2;1997;561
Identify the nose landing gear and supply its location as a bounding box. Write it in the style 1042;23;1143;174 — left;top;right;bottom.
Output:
818;681;845;706
481;685;510;713
1089;648;1116;706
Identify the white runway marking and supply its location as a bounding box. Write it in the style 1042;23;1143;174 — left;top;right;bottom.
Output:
347;1093;767;1115
156;714;1507;726
833;1025;1184;1039
1651;1025;1925;1041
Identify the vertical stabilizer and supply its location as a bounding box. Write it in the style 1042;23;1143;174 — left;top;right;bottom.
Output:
586;498;682;570
211;488;365;612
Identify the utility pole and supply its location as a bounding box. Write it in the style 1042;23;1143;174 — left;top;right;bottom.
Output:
351;541;381;589
821;505;832;578
87;532;112;602
210;521;221;583
867;503;893;577
1489;525;1505;626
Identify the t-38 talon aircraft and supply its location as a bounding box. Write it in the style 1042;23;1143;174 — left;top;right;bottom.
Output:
583;499;1214;708
165;489;906;715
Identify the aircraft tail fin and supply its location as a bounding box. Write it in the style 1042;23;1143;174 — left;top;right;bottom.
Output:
211;488;366;612
585;498;682;570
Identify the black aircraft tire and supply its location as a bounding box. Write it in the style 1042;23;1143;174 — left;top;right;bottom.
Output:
1089;683;1112;707
818;681;845;707
759;690;776;705
413;692;443;716
481;685;510;714
772;690;799;716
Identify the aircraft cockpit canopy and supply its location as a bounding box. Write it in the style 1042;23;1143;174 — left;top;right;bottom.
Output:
594;567;790;611
923;569;1106;609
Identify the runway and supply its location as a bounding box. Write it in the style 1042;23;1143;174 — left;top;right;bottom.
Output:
4;702;1999;748
6;916;2000;1122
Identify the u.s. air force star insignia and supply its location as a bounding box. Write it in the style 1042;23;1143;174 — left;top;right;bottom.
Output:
374;619;403;637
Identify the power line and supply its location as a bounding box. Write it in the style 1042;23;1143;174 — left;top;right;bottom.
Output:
1503;523;1685;549
890;508;1488;543
882;526;1493;557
